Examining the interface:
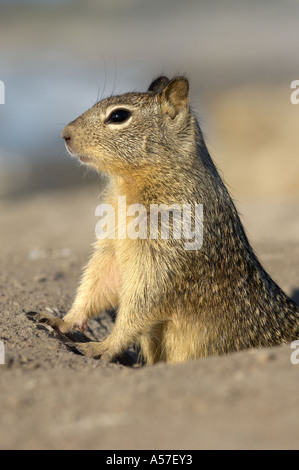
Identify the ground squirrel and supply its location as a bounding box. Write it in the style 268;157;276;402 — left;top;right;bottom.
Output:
36;75;299;364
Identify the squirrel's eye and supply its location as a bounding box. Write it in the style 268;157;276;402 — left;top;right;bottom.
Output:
106;109;131;124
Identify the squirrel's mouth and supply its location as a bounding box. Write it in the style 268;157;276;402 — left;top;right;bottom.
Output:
64;142;93;164
79;155;93;163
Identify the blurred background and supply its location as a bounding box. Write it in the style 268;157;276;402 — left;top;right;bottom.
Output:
0;0;298;200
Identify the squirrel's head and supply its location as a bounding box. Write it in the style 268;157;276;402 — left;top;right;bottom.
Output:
62;76;194;179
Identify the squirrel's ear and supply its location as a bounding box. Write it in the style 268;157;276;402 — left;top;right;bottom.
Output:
148;76;170;93
160;77;189;119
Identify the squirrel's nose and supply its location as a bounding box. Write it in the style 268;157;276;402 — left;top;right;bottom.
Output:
61;125;72;142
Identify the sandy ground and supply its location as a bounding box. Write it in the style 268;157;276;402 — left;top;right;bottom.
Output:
0;186;299;450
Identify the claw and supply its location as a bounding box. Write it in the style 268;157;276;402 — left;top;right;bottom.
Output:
26;311;54;325
65;341;109;360
25;311;40;320
36;314;54;325
65;341;85;355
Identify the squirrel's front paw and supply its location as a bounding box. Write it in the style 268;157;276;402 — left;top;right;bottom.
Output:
26;311;66;331
27;311;86;334
66;341;111;360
